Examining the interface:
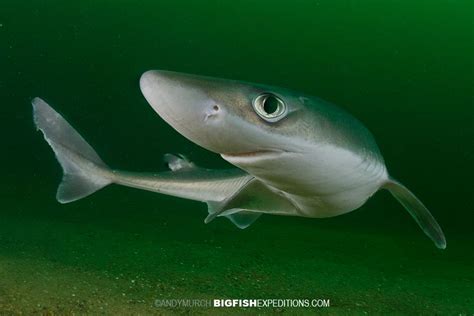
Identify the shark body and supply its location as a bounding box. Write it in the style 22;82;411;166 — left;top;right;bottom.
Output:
33;70;446;249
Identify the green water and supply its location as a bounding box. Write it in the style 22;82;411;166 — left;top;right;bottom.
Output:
1;0;473;314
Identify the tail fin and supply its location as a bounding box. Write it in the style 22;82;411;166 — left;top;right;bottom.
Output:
383;178;446;249
32;97;112;203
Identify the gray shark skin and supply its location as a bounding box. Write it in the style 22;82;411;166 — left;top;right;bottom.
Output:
32;70;446;249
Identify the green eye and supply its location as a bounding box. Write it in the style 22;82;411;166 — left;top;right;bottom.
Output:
252;93;287;122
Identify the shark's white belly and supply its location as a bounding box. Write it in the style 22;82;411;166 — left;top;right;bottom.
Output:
229;144;388;218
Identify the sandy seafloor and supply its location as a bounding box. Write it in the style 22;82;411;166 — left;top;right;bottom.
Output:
1;189;473;314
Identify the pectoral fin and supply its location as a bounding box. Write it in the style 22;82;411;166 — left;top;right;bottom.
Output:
205;178;296;229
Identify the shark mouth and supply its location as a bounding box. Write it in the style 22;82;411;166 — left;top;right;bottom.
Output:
221;150;285;160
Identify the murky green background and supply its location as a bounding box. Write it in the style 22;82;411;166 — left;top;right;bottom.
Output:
1;0;473;314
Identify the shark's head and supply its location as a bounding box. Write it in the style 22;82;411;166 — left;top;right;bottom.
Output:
140;70;320;167
140;70;385;209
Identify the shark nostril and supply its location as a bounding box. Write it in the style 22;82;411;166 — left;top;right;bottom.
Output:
205;105;221;121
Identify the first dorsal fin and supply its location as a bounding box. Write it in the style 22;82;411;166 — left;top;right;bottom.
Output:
163;153;196;171
383;178;446;249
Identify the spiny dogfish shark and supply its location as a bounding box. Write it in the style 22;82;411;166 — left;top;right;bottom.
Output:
32;70;446;249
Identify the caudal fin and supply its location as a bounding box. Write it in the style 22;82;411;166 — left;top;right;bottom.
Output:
383;178;446;249
32;97;112;203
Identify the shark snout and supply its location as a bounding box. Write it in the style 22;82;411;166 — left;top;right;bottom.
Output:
140;70;215;121
139;70;231;152
139;70;294;155
141;70;204;114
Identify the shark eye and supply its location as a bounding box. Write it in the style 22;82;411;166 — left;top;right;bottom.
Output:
252;93;287;122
